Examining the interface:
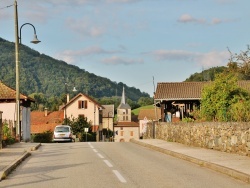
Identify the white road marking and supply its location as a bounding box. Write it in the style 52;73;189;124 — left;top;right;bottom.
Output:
97;153;104;159
93;149;98;153
113;170;127;183
103;160;113;167
88;143;94;148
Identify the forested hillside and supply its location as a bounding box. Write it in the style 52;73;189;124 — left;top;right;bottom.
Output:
185;66;227;82
0;38;149;101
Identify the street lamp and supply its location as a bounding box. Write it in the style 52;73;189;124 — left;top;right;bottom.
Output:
64;82;77;124
14;0;41;141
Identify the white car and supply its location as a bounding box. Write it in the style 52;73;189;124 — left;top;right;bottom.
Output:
53;125;74;142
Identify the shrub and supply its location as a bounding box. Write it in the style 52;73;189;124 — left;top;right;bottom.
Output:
33;131;53;143
81;132;96;142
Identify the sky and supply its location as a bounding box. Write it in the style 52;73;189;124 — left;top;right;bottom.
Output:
1;0;250;97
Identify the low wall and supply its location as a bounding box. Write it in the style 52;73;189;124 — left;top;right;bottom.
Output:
144;122;250;156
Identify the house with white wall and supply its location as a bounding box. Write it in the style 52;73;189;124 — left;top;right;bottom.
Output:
0;81;34;141
61;93;104;132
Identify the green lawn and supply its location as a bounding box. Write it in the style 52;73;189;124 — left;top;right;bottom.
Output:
132;105;154;115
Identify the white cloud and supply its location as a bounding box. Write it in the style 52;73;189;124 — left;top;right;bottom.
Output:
151;50;230;68
55;46;121;63
178;14;230;25
178;14;206;24
211;18;222;25
102;56;144;65
65;18;105;38
195;51;230;67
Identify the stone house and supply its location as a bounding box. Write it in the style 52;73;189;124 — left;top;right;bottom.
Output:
114;87;139;142
154;81;250;122
0;81;34;141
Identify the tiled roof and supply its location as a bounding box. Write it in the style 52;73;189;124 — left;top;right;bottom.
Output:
0;81;34;101
31;111;64;125
31;110;64;133
138;108;161;120
61;93;103;109
115;121;139;127
155;81;250;101
154;82;208;100
31;123;58;134
102;105;114;117
118;103;131;109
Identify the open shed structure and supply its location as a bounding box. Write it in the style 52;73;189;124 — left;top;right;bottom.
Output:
154;81;250;122
154;82;207;122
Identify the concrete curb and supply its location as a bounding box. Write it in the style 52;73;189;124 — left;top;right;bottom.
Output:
30;143;42;151
0;143;42;181
131;139;250;183
0;152;31;181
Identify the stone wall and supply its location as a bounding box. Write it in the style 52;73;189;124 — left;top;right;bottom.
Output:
144;122;250;156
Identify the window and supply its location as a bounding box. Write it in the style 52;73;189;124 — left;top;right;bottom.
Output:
79;114;85;119
78;100;88;109
121;131;124;136
130;131;133;136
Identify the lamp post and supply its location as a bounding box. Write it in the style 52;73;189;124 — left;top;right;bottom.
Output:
64;82;77;124
14;0;40;141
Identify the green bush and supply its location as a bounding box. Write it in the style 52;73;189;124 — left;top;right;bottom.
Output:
33;131;53;143
81;132;96;142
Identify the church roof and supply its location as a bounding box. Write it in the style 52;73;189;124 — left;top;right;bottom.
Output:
118;103;131;109
118;86;131;109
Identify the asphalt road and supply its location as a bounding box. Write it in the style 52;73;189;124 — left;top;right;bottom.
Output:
0;142;249;188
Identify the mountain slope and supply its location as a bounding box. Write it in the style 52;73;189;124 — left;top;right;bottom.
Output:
0;38;149;101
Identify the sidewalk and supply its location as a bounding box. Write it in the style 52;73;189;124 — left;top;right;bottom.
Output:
131;139;250;184
0;142;41;181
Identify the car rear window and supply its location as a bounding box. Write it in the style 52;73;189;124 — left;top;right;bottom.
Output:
55;126;70;132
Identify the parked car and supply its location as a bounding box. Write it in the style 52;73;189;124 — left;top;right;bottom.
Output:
53;125;74;142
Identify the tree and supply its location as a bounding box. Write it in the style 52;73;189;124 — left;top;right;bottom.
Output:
200;72;250;121
228;45;250;80
64;116;95;141
138;97;154;106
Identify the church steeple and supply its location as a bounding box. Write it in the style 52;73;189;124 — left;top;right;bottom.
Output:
121;86;126;104
117;86;131;122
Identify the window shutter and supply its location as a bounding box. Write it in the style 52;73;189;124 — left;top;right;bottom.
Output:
78;101;81;109
85;100;88;109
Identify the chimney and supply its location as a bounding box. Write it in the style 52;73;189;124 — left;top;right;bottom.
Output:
44;108;48;117
67;93;70;103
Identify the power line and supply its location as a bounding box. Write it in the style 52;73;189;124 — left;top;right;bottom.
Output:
0;4;13;10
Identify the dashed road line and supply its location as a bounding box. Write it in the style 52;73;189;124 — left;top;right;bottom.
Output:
103;160;113;167
88;143;94;149
113;170;127;183
97;153;104;159
89;144;127;184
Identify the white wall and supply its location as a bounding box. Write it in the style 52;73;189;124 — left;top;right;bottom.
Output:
66;95;100;126
0;103;16;122
114;126;139;142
